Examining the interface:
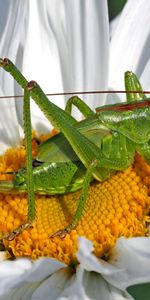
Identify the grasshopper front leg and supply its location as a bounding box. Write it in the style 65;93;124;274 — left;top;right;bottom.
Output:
0;87;35;241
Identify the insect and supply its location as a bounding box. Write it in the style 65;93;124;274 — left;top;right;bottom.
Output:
0;57;149;240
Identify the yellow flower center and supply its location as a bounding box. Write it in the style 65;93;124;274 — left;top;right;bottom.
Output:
0;133;149;265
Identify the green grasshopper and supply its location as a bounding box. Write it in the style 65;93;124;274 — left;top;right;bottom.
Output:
0;58;149;240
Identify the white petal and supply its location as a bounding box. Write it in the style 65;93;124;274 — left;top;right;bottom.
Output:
110;14;121;40
109;0;150;100
103;237;150;290
63;0;109;111
0;1;28;151
77;237;150;293
139;58;150;91
0;282;40;300
0;86;21;154
59;266;132;300
1;268;70;300
0;258;32;277
20;0;109;132
0;0;109;150
0;258;32;296
83;270;133;300
33;265;128;300
14;257;66;284
31;267;73;300
77;237;122;275
0;257;65;298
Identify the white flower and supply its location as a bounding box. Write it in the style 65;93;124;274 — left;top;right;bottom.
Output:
0;237;150;300
0;0;150;299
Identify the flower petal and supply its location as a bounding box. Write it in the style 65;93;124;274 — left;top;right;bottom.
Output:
139;58;150;91
104;237;150;290
0;0;109;149
80;268;132;300
0;258;32;296
77;237;122;275
14;257;66;284
58;266;130;300
31;267;74;300
32;265;132;300
20;0;109;132
77;237;150;295
108;0;150;100
0;1;28;152
63;0;109;111
0;257;65;298
0;282;41;300
0;85;23;154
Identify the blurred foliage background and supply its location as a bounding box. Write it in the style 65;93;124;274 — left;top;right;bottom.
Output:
128;283;150;300
107;0;127;21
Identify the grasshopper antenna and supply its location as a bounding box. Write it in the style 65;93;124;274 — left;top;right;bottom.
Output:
0;90;150;99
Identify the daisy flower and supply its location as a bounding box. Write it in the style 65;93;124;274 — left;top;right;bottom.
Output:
0;0;150;299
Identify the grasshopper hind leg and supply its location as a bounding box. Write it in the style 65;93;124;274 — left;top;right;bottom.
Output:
50;160;98;239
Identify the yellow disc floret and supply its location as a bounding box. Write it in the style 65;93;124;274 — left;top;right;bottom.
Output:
0;139;150;265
